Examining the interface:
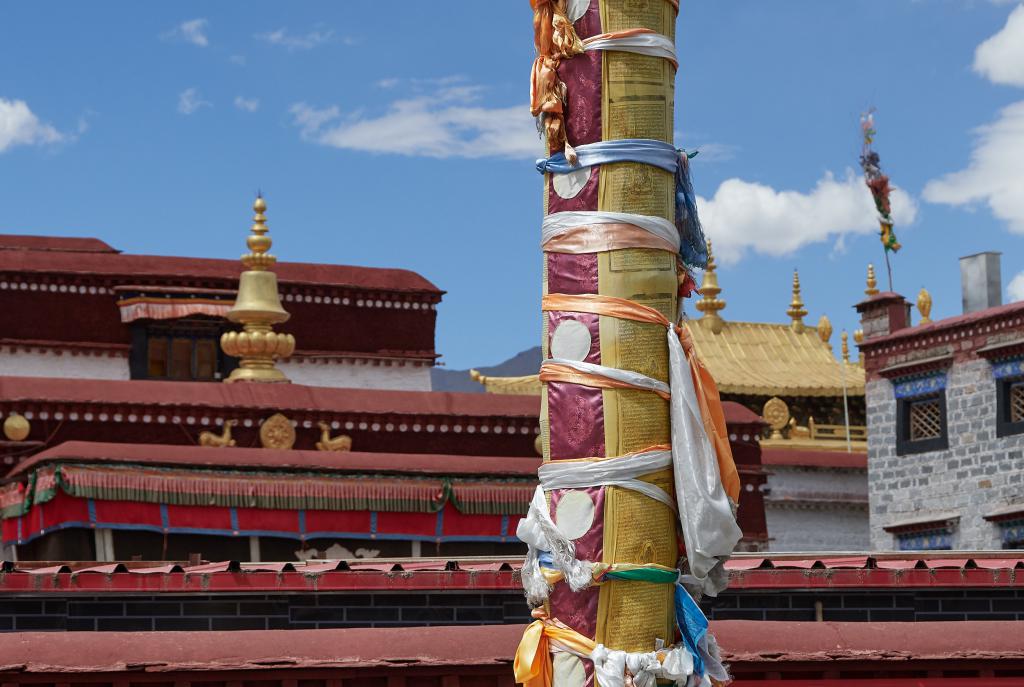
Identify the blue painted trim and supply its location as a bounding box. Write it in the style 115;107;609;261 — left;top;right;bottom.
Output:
160;504;170;532
993;358;1024;381
501;514;510;538
435;508;444;543
86;499;97;526
369;511;378;539
894;372;947;399
229;508;240;534
4;521;513;547
297;510;306;536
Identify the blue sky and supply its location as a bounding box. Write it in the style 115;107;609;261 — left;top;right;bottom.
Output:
2;1;1024;370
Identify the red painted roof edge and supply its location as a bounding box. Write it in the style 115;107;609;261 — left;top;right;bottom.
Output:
0;375;541;419
861;298;1024;348
761;446;867;469
0;234;119;254
11;441;542;478
1;621;1022;674
0;246;442;294
722;401;765;426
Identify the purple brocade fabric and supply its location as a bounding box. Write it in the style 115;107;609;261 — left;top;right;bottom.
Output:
559;51;602;147
547;252;599;295
547;311;601;364
547;164;600;215
547;381;606;459
574;0;603;38
548;485;605;642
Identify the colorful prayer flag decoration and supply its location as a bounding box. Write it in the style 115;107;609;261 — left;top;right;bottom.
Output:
860;110;901;253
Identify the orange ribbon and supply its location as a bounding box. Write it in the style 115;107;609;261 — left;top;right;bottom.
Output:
530;0;583;159
541;293;741;504
514;609;597;687
543;223;679;255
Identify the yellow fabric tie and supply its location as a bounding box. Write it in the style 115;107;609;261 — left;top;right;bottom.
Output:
514;610;597;687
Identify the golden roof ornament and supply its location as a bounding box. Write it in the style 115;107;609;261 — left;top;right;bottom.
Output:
865;264;879;296
694;239;726;334
786;269;808;333
817;314;833;349
3;413;30;442
917;287;932;324
260;413;296;449
841;330;850;364
763;397;790;440
220;195;295;383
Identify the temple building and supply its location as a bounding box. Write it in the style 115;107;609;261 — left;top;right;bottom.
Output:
473;241;871;552
858;251;1024;550
0;198;540;563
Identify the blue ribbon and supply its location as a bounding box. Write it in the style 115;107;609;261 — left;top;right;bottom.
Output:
536;139;708;269
674;582;708;678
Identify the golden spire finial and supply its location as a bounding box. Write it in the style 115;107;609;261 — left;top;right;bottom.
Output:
841;330;850;363
787;269;808;333
242;194;276;271
817;314;833;348
917;287;932;324
865;264;879;296
695;238;726;334
853;329;864;364
220;194;295;383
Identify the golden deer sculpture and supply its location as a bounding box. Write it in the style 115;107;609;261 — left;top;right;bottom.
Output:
316;422;352;452
199;419;237;447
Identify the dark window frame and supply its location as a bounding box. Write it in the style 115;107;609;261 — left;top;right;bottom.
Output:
129;318;237;382
896;391;949;455
996;376;1024;438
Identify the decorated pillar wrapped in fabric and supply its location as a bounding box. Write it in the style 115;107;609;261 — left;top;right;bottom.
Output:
515;2;743;687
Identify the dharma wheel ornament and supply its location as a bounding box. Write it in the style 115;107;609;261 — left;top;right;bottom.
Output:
220;195;295;383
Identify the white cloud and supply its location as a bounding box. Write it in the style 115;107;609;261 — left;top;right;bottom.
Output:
229;54;246;66
1008;271;1024;302
163;18;209;47
255;26;334;50
177;88;211;115
923;100;1024;232
289;81;541;159
233;96;260;112
0;98;64;153
698;170;918;265
974;4;1024;86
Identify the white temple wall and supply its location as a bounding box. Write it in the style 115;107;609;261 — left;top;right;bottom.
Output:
278;361;432;391
0;350;130;380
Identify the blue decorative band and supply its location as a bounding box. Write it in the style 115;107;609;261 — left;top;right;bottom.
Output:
992;358;1024;381
896;528;952;550
894;373;947;399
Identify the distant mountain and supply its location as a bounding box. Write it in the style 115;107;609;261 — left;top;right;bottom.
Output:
431;346;542;393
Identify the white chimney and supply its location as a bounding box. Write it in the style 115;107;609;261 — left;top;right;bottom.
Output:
959;252;1002;314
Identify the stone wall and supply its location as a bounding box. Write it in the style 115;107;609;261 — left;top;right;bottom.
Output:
868;358;1024;550
765;465;869;552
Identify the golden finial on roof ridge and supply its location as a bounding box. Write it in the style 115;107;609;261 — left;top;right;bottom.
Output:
817;314;833;349
220;194;295;384
917;287;932;324
841;330;850;364
787;269;808;333
865;264;879;296
695;238;726;335
853;329;864;364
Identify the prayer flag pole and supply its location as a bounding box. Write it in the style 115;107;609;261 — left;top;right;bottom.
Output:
515;2;742;686
860;109;901;292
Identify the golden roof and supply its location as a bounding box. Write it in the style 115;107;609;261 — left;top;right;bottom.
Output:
684;317;864;397
469;369;543;395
